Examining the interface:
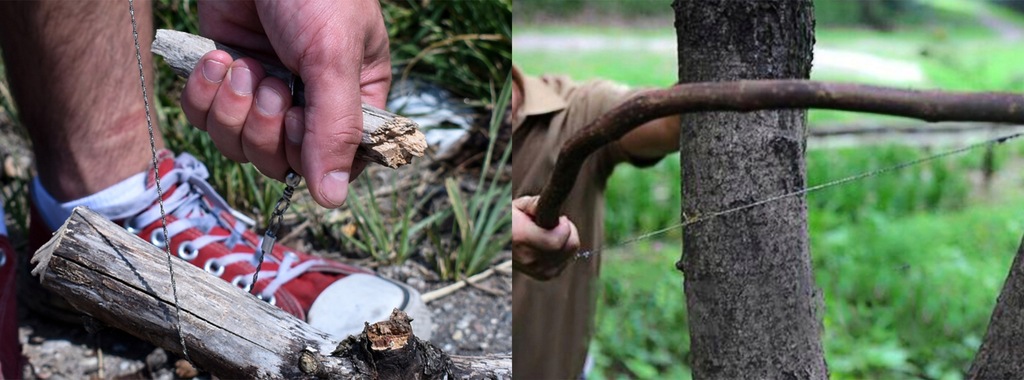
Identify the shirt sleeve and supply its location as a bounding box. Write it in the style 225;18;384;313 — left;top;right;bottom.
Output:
559;78;667;179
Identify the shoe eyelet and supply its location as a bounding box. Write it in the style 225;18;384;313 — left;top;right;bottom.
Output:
231;276;252;292
125;224;140;235
257;293;276;306
177;241;199;261
150;229;167;249
203;259;225;277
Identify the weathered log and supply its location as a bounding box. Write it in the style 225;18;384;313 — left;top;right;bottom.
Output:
31;207;511;379
151;29;427;169
533;80;1024;228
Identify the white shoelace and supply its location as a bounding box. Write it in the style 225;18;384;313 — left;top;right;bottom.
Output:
111;153;326;300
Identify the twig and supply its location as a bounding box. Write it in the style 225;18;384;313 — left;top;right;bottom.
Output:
462;274;505;297
97;346;104;380
534;80;1024;228
398;34;507;91
422;260;512;303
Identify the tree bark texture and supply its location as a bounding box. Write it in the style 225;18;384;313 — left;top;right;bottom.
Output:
968;234;1024;379
31;207;510;379
674;1;828;378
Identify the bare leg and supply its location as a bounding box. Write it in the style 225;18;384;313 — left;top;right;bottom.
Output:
0;0;163;202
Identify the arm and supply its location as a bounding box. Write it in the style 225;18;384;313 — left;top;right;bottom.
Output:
618;114;681;161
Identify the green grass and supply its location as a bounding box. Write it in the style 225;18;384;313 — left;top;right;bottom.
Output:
605;154;681;243
430;75;513;280
595;197;1024;378
513;49;676;88
812;201;1024;379
592;240;690;380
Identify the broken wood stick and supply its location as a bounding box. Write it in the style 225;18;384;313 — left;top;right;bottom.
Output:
151;29;427;169
31;207;511;379
422;260;512;303
533;81;1024;228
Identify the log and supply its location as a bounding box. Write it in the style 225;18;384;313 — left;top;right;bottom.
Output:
533;80;1024;228
151;29;427;169
31;207;511;379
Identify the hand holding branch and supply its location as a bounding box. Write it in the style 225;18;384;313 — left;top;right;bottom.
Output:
512;196;580;281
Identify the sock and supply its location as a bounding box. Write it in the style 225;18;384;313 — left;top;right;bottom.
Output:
32;172;149;231
0;201;7;237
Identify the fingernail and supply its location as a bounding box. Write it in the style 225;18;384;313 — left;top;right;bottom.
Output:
321;171;350;207
285;112;303;144
256;86;286;114
202;60;226;83
229;67;253;94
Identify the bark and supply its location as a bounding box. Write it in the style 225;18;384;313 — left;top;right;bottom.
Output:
151;29;427;169
31;207;511;379
532;80;1024;228
968;234;1024;379
674;1;828;378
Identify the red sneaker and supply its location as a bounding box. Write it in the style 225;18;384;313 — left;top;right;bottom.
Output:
0;210;21;379
26;150;432;340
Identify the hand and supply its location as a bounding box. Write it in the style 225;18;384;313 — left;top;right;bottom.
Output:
180;0;391;208
512;196;580;281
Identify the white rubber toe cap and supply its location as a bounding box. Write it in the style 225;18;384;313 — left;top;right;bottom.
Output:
307;273;433;341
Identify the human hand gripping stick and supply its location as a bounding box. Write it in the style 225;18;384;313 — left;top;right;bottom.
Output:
512;196;581;281
179;0;392;208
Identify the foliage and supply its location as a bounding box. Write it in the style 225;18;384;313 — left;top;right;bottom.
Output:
592;241;691;380
605;154;681;244
600;137;1019;377
813;0;969;30
383;0;511;107
514;0;672;22
430;75;512;280
805;145;972;221
339;177;448;264
811;202;1023;379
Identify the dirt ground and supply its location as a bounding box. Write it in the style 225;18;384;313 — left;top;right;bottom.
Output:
0;113;512;379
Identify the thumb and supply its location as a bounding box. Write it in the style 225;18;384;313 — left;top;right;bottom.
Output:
300;75;363;207
512;196;541;217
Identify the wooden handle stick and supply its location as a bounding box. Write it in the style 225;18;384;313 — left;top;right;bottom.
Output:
151;29;427;169
533;81;1024;228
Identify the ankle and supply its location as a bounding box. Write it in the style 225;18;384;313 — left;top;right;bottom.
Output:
32;172;150;231
31;108;165;201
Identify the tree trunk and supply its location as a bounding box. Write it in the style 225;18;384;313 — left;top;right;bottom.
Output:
968;234;1024;379
674;1;828;378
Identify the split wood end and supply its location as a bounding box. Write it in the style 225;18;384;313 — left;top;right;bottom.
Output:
152;29;427;169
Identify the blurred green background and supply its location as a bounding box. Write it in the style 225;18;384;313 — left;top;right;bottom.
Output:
515;0;1024;378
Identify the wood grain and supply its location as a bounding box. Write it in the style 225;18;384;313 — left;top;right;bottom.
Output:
31;207;511;379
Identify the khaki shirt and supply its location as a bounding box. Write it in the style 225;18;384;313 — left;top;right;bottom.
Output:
512;66;659;379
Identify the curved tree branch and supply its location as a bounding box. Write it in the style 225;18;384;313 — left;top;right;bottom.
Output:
533;80;1024;228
